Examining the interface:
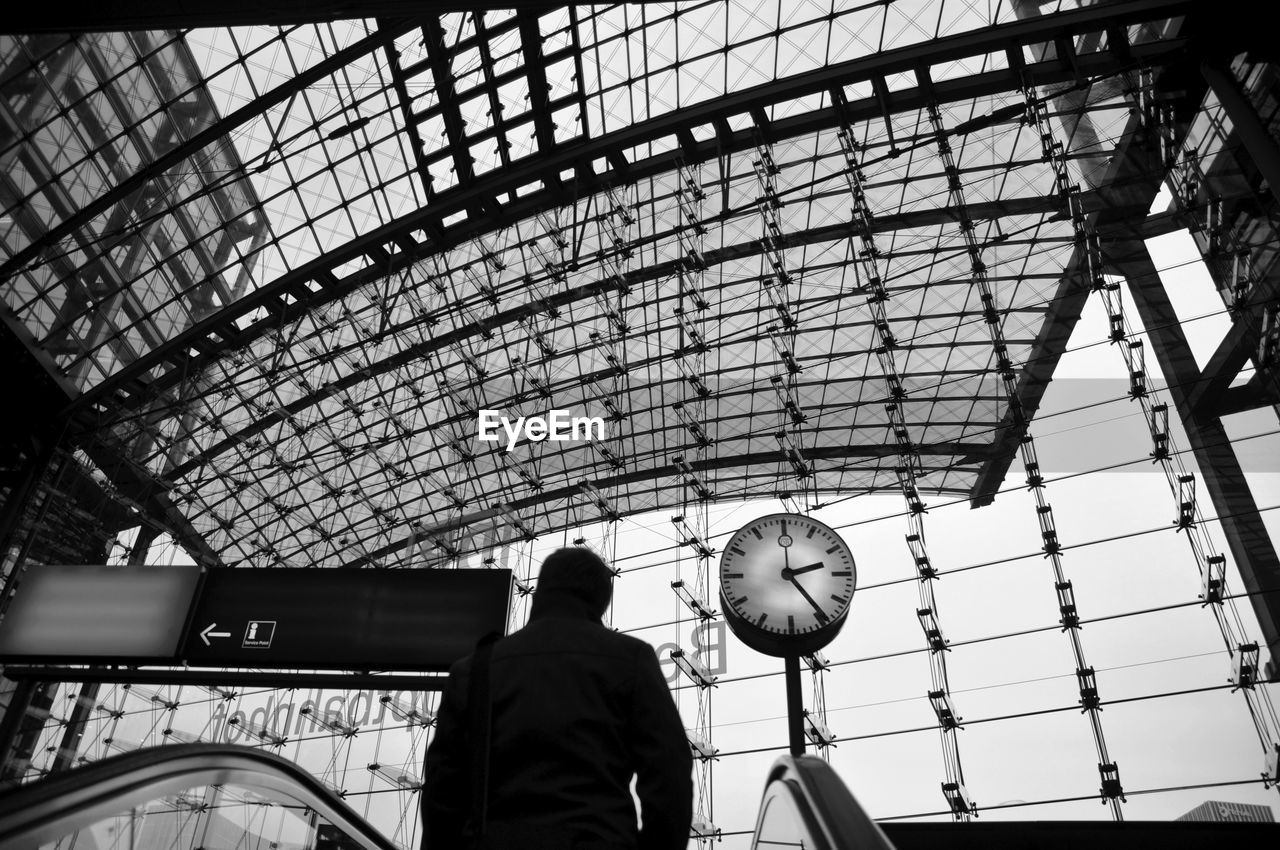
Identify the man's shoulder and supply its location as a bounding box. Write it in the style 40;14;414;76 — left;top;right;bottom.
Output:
501;618;658;659
598;626;660;657
613;627;661;652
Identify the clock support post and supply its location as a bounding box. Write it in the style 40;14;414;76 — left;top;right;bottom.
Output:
719;513;856;757
785;654;804;756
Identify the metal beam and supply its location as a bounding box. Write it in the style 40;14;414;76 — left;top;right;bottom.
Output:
380;19;436;201
517;10;559;158
1217;373;1280;417
1185;59;1280;416
346;442;996;568
1;666;447;691
0;22;416;292
103;190;1100;478
1141;209;1191;239
1114;237;1280;673
1187;278;1280;417
970;109;1188;504
970;0;1212;505
970;243;1090;509
420;17;477;195
0;307;222;568
1201;59;1280;210
1;3;674;34
79;435;224;568
167;360;1007;484
71;1;1195;412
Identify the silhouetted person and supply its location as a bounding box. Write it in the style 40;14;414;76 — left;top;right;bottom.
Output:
422;547;693;850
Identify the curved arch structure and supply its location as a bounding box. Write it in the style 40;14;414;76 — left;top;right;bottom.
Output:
0;1;1203;569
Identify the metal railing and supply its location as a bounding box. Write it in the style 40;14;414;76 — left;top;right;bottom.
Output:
751;755;898;850
0;742;892;850
0;743;398;850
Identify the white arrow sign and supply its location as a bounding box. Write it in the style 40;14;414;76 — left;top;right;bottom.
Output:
200;623;231;646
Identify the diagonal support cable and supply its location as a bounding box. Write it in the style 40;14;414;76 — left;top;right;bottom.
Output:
835;90;975;821
955;85;1126;819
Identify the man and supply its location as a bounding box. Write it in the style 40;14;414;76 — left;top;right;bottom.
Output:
422;547;693;849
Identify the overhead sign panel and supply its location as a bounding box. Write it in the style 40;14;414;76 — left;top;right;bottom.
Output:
179;567;512;671
0;565;512;673
0;564;201;661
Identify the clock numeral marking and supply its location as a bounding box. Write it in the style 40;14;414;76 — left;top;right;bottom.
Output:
730;546;746;556
825;545;841;554
751;528;763;540
831;594;849;603
787;615;795;633
756;613;768;627
831;571;852;577
733;595;749;605
806;526;817;538
816;609;829;624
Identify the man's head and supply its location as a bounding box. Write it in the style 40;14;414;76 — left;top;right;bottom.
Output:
531;547;614;619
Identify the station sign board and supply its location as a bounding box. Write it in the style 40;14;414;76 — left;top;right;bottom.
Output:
0;564;201;661
0;564;511;672
180;567;512;670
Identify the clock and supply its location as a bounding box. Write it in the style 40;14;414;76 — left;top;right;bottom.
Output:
719;513;856;657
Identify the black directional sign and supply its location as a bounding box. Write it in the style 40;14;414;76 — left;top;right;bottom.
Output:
0;564;511;673
180;567;512;671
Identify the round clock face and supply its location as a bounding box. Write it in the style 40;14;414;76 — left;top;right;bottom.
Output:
719;513;856;656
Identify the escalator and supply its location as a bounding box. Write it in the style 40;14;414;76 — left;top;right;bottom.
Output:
0;744;890;850
751;755;897;850
0;742;911;850
0;743;398;850
11;745;1275;850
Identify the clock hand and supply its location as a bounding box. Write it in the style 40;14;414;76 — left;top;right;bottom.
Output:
779;562;823;580
785;573;829;622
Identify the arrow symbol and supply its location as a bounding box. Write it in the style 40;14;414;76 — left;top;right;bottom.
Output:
200;623;231;646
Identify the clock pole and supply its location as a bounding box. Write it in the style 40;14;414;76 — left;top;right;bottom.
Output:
785;654;804;756
719;513;857;756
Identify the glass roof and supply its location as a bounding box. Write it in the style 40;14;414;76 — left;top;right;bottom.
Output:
0;0;1192;567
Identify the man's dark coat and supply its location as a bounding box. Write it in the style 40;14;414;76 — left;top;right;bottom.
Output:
421;593;694;849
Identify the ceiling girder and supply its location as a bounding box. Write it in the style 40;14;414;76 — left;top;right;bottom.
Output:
346;441;997;568
1;3;672;34
471;15;514;174
970;101;1208;505
517;10;559;159
1183;60;1280;416
1186;283;1280;416
1216;373;1280;417
0;22;418;303
0;306;224;566
68;0;1196;416
380;19;437;201
81;437;224;568
94;186;1111;475
420;17;478;198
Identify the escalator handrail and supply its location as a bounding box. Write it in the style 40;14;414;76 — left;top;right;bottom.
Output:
753;754;899;850
0;742;401;850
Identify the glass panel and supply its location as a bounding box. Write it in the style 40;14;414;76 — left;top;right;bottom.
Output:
754;787;811;849
35;782;357;850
